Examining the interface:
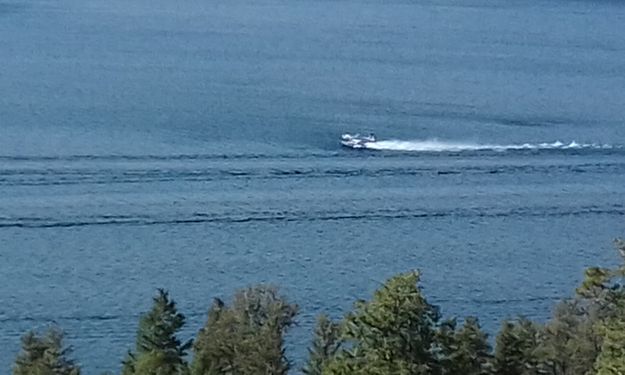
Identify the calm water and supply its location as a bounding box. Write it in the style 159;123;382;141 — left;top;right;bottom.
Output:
2;0;625;372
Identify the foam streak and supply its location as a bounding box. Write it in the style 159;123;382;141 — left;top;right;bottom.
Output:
364;139;613;152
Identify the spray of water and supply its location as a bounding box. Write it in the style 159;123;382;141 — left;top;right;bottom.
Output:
362;139;613;152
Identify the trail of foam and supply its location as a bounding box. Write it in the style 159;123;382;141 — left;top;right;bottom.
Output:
364;139;615;152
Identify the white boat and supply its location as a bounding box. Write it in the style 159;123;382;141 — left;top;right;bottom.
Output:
341;133;376;149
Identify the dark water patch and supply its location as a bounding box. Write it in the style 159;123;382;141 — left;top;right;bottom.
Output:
1;161;623;186
0;2;25;16
0;152;317;163
325;96;575;128
0;314;125;324
493;117;566;128
436;295;561;306
1;204;623;229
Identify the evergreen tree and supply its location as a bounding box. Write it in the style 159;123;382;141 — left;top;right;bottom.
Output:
323;271;441;375
12;238;625;374
492;318;541;375
191;285;298;375
13;326;80;375
591;240;625;375
303;314;341;375
123;289;191;375
594;309;625;375
436;318;459;374
535;300;600;375
438;317;492;375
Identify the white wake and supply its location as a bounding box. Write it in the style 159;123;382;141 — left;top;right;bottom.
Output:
363;139;614;152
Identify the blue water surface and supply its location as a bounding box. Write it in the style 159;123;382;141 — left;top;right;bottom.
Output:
1;0;625;372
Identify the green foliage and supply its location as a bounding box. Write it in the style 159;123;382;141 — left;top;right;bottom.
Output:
592;239;625;374
535;300;600;375
438;317;492;375
323;271;441;375
191;285;298;375
123;289;191;375
577;240;625;307
595;310;625;375
11;237;625;375
133;350;191;375
303;314;341;375
13;326;80;375
492;318;542;375
564;239;625;375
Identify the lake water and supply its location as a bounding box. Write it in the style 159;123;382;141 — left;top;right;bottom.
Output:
1;0;625;372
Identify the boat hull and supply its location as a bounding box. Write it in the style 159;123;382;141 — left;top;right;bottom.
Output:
341;133;375;149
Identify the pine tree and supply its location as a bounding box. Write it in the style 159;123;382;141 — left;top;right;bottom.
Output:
492;318;541;375
303;314;341;375
438;317;492;375
123;289;191;375
591;239;625;375
535;299;600;375
594;310;625;375
323;271;441;375
13;326;80;375
191;285;298;375
571;239;625;375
